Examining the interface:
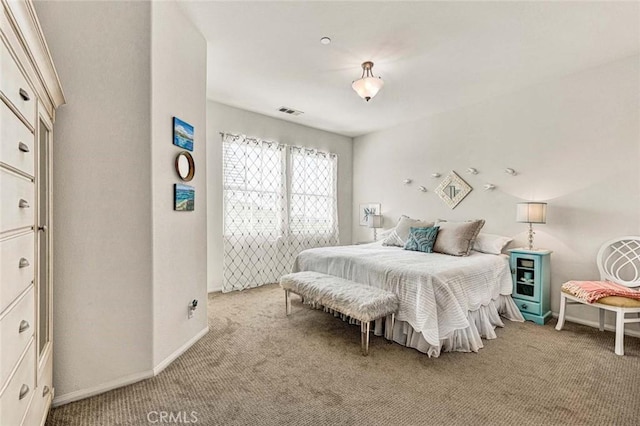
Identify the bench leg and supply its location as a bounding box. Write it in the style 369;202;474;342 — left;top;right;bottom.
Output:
361;321;370;356
285;290;291;316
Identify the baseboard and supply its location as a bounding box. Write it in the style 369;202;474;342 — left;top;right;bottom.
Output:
53;326;209;407
52;369;154;407
152;326;209;375
552;312;640;338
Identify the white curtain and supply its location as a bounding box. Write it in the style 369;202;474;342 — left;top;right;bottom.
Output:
222;134;339;292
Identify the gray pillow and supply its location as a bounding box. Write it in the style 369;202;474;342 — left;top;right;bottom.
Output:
433;219;486;256
382;215;435;247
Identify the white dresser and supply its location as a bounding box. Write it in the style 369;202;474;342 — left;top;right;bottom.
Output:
0;1;64;425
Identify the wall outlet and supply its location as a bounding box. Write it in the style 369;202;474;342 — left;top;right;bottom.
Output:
188;299;198;319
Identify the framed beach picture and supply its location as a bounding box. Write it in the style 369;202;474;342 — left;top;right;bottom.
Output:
359;203;381;226
173;117;194;151
174;184;195;211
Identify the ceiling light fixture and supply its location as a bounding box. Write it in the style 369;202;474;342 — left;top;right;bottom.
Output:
352;61;384;102
320;37;331;45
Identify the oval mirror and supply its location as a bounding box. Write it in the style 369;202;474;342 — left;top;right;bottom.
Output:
175;151;195;182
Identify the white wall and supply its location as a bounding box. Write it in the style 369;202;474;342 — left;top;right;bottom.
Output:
35;0;208;404
353;56;640;325
35;0;154;401
207;101;353;292
150;1;208;369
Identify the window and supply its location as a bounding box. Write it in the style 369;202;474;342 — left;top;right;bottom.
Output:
289;147;336;235
221;134;339;292
223;140;283;237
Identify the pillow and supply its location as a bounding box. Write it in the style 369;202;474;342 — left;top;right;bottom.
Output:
433;219;485;256
473;233;513;255
382;215;435;247
404;226;440;253
376;228;393;241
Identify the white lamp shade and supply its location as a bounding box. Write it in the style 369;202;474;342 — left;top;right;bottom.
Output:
352;77;384;101
516;202;547;224
367;214;383;229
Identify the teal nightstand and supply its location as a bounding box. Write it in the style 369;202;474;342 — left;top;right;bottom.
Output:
509;249;552;325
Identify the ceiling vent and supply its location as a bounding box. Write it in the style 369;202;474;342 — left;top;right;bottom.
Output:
278;106;304;116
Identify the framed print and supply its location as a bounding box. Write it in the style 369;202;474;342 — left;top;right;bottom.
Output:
174;184;195;211
173;117;194;151
359;203;381;226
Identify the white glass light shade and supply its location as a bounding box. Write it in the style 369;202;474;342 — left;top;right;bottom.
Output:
516;202;547;224
367;214;383;229
352;77;384;102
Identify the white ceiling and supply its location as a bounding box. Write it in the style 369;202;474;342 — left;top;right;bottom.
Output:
180;1;639;138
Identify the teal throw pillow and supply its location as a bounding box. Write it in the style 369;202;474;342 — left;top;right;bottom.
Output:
404;226;440;253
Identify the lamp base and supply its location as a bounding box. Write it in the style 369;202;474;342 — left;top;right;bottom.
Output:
527;223;535;250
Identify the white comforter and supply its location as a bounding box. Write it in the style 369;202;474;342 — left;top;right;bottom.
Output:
293;242;522;354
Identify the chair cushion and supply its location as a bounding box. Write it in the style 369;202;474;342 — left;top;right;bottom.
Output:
561;280;640;304
562;288;640;307
597;296;640;308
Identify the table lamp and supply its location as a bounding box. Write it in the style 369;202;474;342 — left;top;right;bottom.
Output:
368;214;383;241
516;202;547;250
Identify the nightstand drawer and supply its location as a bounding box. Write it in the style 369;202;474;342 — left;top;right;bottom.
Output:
514;299;541;315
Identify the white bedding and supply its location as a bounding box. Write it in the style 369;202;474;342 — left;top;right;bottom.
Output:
292;242;524;356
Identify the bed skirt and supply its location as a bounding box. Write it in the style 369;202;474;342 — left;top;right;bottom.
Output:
307;294;524;358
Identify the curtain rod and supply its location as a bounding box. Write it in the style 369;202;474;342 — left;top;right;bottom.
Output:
220;131;336;157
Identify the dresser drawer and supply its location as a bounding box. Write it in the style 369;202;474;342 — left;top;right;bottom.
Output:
0;233;34;314
22;350;52;426
0;41;34;127
0;287;34;389
0;101;34;176
515;299;541;315
0;169;34;233
0;340;35;426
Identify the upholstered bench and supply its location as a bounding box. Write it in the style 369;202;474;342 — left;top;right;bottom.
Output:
279;271;399;355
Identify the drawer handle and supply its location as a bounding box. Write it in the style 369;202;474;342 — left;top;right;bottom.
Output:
19;320;30;333
521;304;528;310
18;142;30;153
19;384;30;400
43;385;50;397
19;199;30;208
19;88;30;101
19;257;30;268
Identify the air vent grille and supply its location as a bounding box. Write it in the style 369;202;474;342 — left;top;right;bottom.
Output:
278;106;304;116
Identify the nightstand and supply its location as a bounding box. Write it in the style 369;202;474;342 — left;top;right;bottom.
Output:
509;249;552;325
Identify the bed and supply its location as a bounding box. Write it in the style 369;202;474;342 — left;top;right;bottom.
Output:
292;241;524;357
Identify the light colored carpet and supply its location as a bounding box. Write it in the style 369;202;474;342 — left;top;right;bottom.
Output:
47;284;640;426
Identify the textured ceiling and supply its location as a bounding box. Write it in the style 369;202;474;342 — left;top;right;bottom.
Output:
180;1;639;137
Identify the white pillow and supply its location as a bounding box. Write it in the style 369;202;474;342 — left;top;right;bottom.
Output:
473;233;513;255
376;228;393;241
382;215;434;247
